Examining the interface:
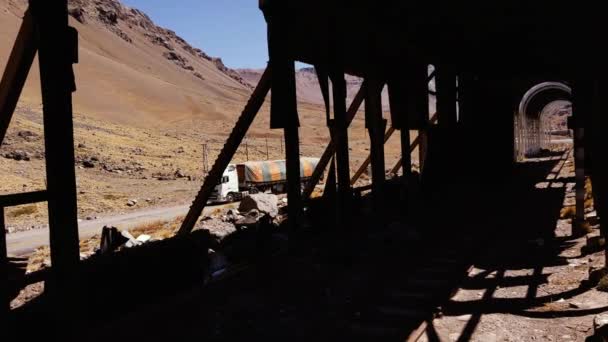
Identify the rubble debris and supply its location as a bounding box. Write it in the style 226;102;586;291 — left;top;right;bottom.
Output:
163;51;193;71
208;249;230;276
146;34;174;50
99;226;129;254
174;169;187;178
594;314;608;339
68;7;86;23
195;218;237;245
3;150;30;161
17;130;39;141
239;194;279;218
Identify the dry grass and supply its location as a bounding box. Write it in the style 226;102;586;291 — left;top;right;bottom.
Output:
8;205;38;218
26;217;184;273
598;274;608;292
560;206;576;219
103;194;123;200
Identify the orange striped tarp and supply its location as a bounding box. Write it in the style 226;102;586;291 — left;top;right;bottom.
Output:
240;158;319;184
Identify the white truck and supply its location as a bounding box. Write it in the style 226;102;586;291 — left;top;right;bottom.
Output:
208;158;320;203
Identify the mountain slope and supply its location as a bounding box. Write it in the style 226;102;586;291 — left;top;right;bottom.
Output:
1;0;253;127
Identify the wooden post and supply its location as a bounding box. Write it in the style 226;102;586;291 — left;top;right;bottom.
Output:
284;124;302;241
301;84;366;201
33;0;81;288
0;206;8;319
331;72;351;230
589;77;608;267
572;80;590;235
436;65;458;128
366;79;386;216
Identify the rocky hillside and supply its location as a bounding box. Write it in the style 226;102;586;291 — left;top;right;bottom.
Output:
1;0;254;127
66;0;249;88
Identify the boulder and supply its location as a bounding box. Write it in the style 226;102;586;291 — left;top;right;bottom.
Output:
83;159;95;168
3;150;30;161
594;313;608;339
239;194;279;218
194;218;237;245
17;130;38;141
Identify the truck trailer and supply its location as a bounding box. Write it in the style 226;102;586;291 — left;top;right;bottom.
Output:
209;157;321;203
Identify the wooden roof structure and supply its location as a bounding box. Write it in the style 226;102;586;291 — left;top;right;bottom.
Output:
260;0;598;79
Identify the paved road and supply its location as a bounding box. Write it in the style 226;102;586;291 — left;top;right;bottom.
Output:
6;202;238;256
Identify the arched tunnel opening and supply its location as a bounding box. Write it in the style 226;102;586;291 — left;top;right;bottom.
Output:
515;82;573;159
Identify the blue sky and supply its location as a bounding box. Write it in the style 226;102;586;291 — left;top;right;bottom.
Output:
122;0;269;69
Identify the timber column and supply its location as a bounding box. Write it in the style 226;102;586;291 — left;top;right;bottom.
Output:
572;80;590;236
262;0;302;245
365;78;386;220
31;0;81;306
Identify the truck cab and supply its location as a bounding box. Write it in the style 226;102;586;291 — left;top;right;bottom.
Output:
209;164;240;203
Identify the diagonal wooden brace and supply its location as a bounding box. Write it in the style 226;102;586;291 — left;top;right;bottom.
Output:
301;82;367;201
178;68;272;235
389;112;438;175
0;11;37;145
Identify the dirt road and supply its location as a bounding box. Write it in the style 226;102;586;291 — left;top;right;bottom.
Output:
6;202;238;256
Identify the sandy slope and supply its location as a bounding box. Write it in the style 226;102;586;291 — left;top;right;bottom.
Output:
1;0;251;128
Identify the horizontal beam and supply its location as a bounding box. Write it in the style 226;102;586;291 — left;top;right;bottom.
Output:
0;190;47;207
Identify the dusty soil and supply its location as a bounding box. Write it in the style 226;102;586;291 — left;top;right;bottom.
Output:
420;151;606;342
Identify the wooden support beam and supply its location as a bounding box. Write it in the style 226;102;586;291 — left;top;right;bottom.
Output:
351;126;396;185
418;130;428;172
33;0;81;284
0;11;37;145
0;206;8;319
365;79;386;215
178;68;271;235
0;191;47;207
436;65;457;127
301;83;366;201
389;113;438;175
572;80;591;235
590;78;608;267
284;123;302;240
331;72;352;231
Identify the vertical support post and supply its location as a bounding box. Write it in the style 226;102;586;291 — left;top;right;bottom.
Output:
436;65;458;128
366;79;386;217
590;77;608;267
408;62;430;174
572;80;590;235
0;206;8;319
32;0;80;299
418;130;428;172
331;72;351;231
284;124;301;241
263;0;301;243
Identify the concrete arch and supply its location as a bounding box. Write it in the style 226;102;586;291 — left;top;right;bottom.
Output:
515;82;572;158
